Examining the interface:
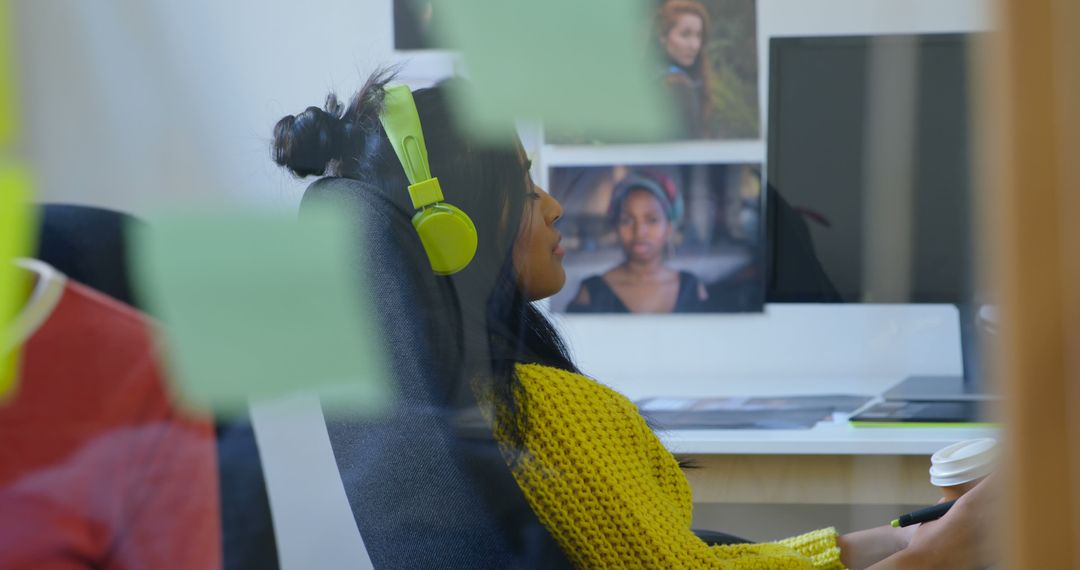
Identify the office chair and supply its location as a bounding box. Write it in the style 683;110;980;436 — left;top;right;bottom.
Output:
241;176;568;569
33;203;281;569
35;204;142;308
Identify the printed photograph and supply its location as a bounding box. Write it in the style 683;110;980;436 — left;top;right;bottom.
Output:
394;0;440;51
547;0;761;142
548;162;765;313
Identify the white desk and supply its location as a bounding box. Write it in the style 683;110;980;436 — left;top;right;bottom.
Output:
660;422;998;505
661;423;995;455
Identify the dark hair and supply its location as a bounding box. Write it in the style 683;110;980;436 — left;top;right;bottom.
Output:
272;70;579;457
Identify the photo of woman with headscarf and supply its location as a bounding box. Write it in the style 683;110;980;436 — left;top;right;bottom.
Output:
553;164;764;314
568;171;708;312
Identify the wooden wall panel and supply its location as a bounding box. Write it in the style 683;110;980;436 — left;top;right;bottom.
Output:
993;0;1080;566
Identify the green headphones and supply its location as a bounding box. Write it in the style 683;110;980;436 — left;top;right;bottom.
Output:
378;85;478;275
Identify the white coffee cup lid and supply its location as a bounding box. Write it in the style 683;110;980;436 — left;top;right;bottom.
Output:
929;438;997;487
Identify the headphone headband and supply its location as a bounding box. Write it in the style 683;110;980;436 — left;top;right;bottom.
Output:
378;85;477;275
381;85;445;209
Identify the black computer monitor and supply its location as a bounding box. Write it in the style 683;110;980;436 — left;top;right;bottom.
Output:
765;33;984;386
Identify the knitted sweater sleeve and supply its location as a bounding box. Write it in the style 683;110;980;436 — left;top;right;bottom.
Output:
509;364;845;570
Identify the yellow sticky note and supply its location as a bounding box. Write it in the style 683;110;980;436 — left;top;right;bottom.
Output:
0;0;15;148
0;163;35;399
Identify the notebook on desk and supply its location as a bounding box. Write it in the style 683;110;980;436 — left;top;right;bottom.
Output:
637;395;873;430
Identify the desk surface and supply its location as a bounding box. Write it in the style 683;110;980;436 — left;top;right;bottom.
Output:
659;421;997;455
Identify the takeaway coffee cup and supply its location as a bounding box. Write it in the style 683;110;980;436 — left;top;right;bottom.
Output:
929;438;997;501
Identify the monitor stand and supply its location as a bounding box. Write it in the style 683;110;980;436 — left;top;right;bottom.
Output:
883;375;998;402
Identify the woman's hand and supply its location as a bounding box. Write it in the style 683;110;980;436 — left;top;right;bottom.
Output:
838;524;916;569
870;476;998;569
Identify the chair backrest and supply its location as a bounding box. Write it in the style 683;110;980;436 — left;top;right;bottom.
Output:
31;204;281;568
35;204;143;308
293;177;570;569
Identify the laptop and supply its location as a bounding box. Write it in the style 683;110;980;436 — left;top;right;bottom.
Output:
883;375;998;403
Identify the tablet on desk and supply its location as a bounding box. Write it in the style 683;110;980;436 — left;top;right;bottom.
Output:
849;400;996;427
883;375;998;402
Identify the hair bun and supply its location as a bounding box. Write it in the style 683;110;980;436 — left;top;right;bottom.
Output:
272;96;347;178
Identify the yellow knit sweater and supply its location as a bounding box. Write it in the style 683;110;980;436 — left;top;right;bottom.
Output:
500;363;846;569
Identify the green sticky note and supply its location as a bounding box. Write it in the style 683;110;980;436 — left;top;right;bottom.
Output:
129;207;392;418
432;0;675;141
0;0;16;148
0;163;34;399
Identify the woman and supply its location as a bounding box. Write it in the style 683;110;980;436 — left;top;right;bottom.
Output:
272;73;993;569
567;171;709;313
658;0;715;139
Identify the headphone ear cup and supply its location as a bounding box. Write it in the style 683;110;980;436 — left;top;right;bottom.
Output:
411;203;478;275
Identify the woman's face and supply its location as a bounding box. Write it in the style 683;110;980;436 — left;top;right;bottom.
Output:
617;189;672;263
662;12;704;68
513;169;566;301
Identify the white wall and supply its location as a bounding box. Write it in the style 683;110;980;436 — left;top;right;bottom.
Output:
17;0;407;215
15;0;992;215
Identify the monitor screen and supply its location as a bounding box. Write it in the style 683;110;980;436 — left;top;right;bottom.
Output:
765;33;984;380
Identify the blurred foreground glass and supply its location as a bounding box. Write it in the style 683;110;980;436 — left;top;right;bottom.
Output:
428;0;677;142
0;0;15;147
129;206;393;419
0;164;34;397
